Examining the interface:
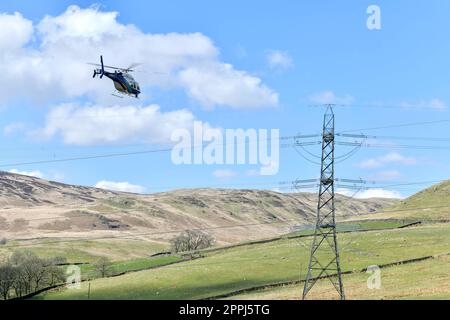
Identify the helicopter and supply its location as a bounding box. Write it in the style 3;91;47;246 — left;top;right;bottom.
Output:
88;55;141;98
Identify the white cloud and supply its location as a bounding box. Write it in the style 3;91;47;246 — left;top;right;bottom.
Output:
337;188;403;199
358;158;380;169
95;180;146;193
0;5;277;109
381;153;417;165
3;122;26;135
358;152;417;169
308;91;354;105
178;64;278;109
370;170;402;181
35;103;198;145
428;98;447;110
266;50;293;69
48;171;65;182
0;12;33;49
212;169;237;178
9;169;44;179
245;160;280;177
245;169;260;177
398;98;447;111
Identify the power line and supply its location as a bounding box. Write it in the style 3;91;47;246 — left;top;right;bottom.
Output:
339;118;450;133
336;141;450;151
0;135;320;168
338;179;448;189
337;133;450;142
310;103;448;111
1;121;450;168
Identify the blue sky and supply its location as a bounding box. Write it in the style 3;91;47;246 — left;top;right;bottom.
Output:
0;1;449;197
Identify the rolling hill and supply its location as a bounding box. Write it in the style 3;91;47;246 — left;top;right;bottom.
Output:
35;224;450;300
0;171;397;247
1;173;449;300
360;180;450;221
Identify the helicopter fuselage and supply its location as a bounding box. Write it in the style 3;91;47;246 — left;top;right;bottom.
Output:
103;71;140;98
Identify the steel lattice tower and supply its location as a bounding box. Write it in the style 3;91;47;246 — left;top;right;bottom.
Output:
302;105;345;300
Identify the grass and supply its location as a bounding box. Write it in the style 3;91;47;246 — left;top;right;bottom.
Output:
36;224;450;300
0;238;167;263
290;219;413;237
0;219;408;264
227;254;450;300
369;180;450;221
77;255;183;280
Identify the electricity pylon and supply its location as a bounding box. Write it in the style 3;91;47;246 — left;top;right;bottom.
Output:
302;105;345;300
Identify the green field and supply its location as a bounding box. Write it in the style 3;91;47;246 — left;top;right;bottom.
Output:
367;180;450;221
0;238;167;263
36;224;450;300
227;254;450;300
290;219;414;236
76;255;183;280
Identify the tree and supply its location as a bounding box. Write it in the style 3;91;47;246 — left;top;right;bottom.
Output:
9;250;61;295
170;230;215;253
44;263;65;287
0;263;15;300
0;250;67;299
94;257;111;278
9;250;38;295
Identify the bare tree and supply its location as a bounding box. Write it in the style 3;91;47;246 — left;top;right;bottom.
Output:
43;257;66;287
170;230;215;253
0;264;15;300
10;251;37;295
0;250;67;299
94;257;111;278
44;264;65;287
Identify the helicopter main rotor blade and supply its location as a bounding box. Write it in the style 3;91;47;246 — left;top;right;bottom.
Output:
125;63;143;71
86;63;124;71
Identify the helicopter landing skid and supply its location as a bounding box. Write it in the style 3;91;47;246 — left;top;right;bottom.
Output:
111;91;139;99
111;91;124;98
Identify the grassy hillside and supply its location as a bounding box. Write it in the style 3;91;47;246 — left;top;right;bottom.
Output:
36;224;450;300
4;174;450;300
0;171;398;263
227;254;450;300
0;219;408;265
366;180;450;221
0;237;169;263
